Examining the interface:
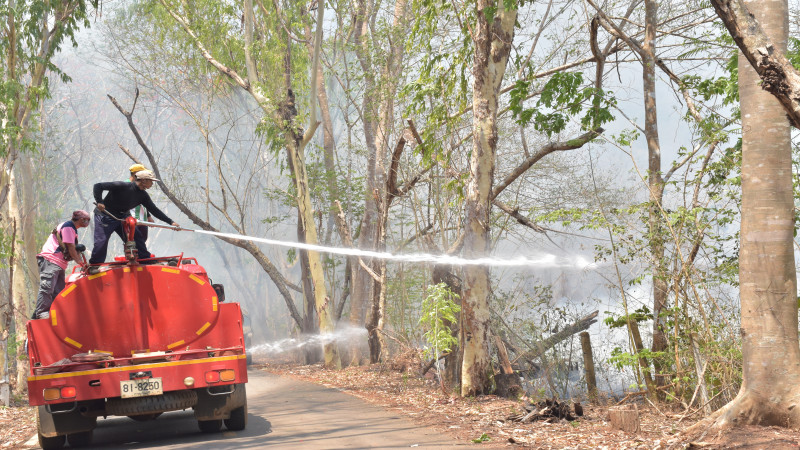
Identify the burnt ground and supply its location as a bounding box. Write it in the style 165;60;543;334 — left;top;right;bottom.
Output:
3;361;800;449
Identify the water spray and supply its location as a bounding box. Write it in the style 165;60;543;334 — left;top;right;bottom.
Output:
136;220;598;270
248;326;369;357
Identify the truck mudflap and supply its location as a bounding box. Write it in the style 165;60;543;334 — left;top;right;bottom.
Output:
37;404;97;438
194;383;247;421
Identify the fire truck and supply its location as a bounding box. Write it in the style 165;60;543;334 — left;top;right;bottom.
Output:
26;217;248;449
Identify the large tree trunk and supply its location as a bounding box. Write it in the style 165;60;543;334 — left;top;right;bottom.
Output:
348;0;380;367
699;0;800;429
642;0;668;394
461;0;516;397
7;170;29;394
286;132;341;369
350;0;409;364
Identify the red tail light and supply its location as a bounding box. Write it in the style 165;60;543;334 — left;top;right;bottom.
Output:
205;371;220;383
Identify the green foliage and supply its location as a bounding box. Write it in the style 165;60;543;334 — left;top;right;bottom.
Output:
418;283;461;359
1;1;97;157
471;433;491;443
7;333;25;361
0;232;13;270
603;306;651;329
683;54;738;107
509;72;616;137
404;0;472;164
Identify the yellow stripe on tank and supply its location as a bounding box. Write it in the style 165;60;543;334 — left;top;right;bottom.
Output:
167;340;185;350
60;285;77;297
64;337;83;348
196;322;211;335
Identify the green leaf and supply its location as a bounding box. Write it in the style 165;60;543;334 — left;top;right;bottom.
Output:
472;433;491;443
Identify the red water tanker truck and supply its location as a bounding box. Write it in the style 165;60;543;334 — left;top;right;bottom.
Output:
26;217;248;449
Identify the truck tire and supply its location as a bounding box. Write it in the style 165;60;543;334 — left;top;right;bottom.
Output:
106;390;197;417
198;419;223;433
224;402;247;431
38;432;65;450
67;430;93;448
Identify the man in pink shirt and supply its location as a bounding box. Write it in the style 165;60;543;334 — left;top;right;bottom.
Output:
33;210;91;319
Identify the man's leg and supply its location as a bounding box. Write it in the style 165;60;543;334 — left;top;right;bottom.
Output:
89;215;119;264
137;225;149;242
33;257;64;319
133;226;152;259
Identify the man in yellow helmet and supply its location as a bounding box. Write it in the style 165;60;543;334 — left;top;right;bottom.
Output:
128;164;153;241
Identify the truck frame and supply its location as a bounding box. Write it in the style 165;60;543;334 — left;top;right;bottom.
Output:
27;222;248;449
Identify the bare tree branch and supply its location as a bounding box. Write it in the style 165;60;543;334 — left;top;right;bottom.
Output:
108;92;305;328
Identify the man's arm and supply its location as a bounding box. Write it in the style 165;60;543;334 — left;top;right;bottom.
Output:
140;195;177;226
93;181;127;211
64;243;85;266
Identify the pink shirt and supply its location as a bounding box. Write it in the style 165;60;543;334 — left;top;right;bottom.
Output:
38;223;78;270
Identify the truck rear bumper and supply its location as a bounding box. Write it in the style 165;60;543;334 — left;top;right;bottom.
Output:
37;383;247;437
28;354;247;406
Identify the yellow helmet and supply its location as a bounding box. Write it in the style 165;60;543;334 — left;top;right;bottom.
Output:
129;163;147;174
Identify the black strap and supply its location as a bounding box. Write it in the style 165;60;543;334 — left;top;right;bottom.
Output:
52;221;79;261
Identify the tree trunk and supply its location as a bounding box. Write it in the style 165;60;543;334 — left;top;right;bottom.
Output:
461;0;516;397
286;131;341;369
298;218;319;364
579;332;598;402
642;0;668;394
699;0;800;429
351;0;409;364
8;170;29;394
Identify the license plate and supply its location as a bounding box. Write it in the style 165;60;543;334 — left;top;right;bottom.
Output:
120;377;163;398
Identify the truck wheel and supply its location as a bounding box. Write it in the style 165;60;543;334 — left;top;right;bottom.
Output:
66;430;93;448
38;432;65;450
198;419;223;433
106;390;197;416
224;402;247;431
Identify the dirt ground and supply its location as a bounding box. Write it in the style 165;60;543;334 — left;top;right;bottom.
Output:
3;361;800;449
257;360;800;449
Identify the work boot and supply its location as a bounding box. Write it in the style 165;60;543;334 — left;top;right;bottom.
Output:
87;266;100;275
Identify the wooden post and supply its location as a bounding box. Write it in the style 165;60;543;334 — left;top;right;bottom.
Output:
579;331;598;402
494;336;514;374
690;333;711;414
609;404;640;433
493;336;521;398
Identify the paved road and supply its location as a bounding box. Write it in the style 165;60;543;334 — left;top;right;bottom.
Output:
28;369;465;449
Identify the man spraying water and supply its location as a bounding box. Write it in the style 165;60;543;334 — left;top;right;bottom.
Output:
89;170;181;264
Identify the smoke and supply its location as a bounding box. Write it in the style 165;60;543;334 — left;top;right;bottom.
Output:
248;325;368;357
